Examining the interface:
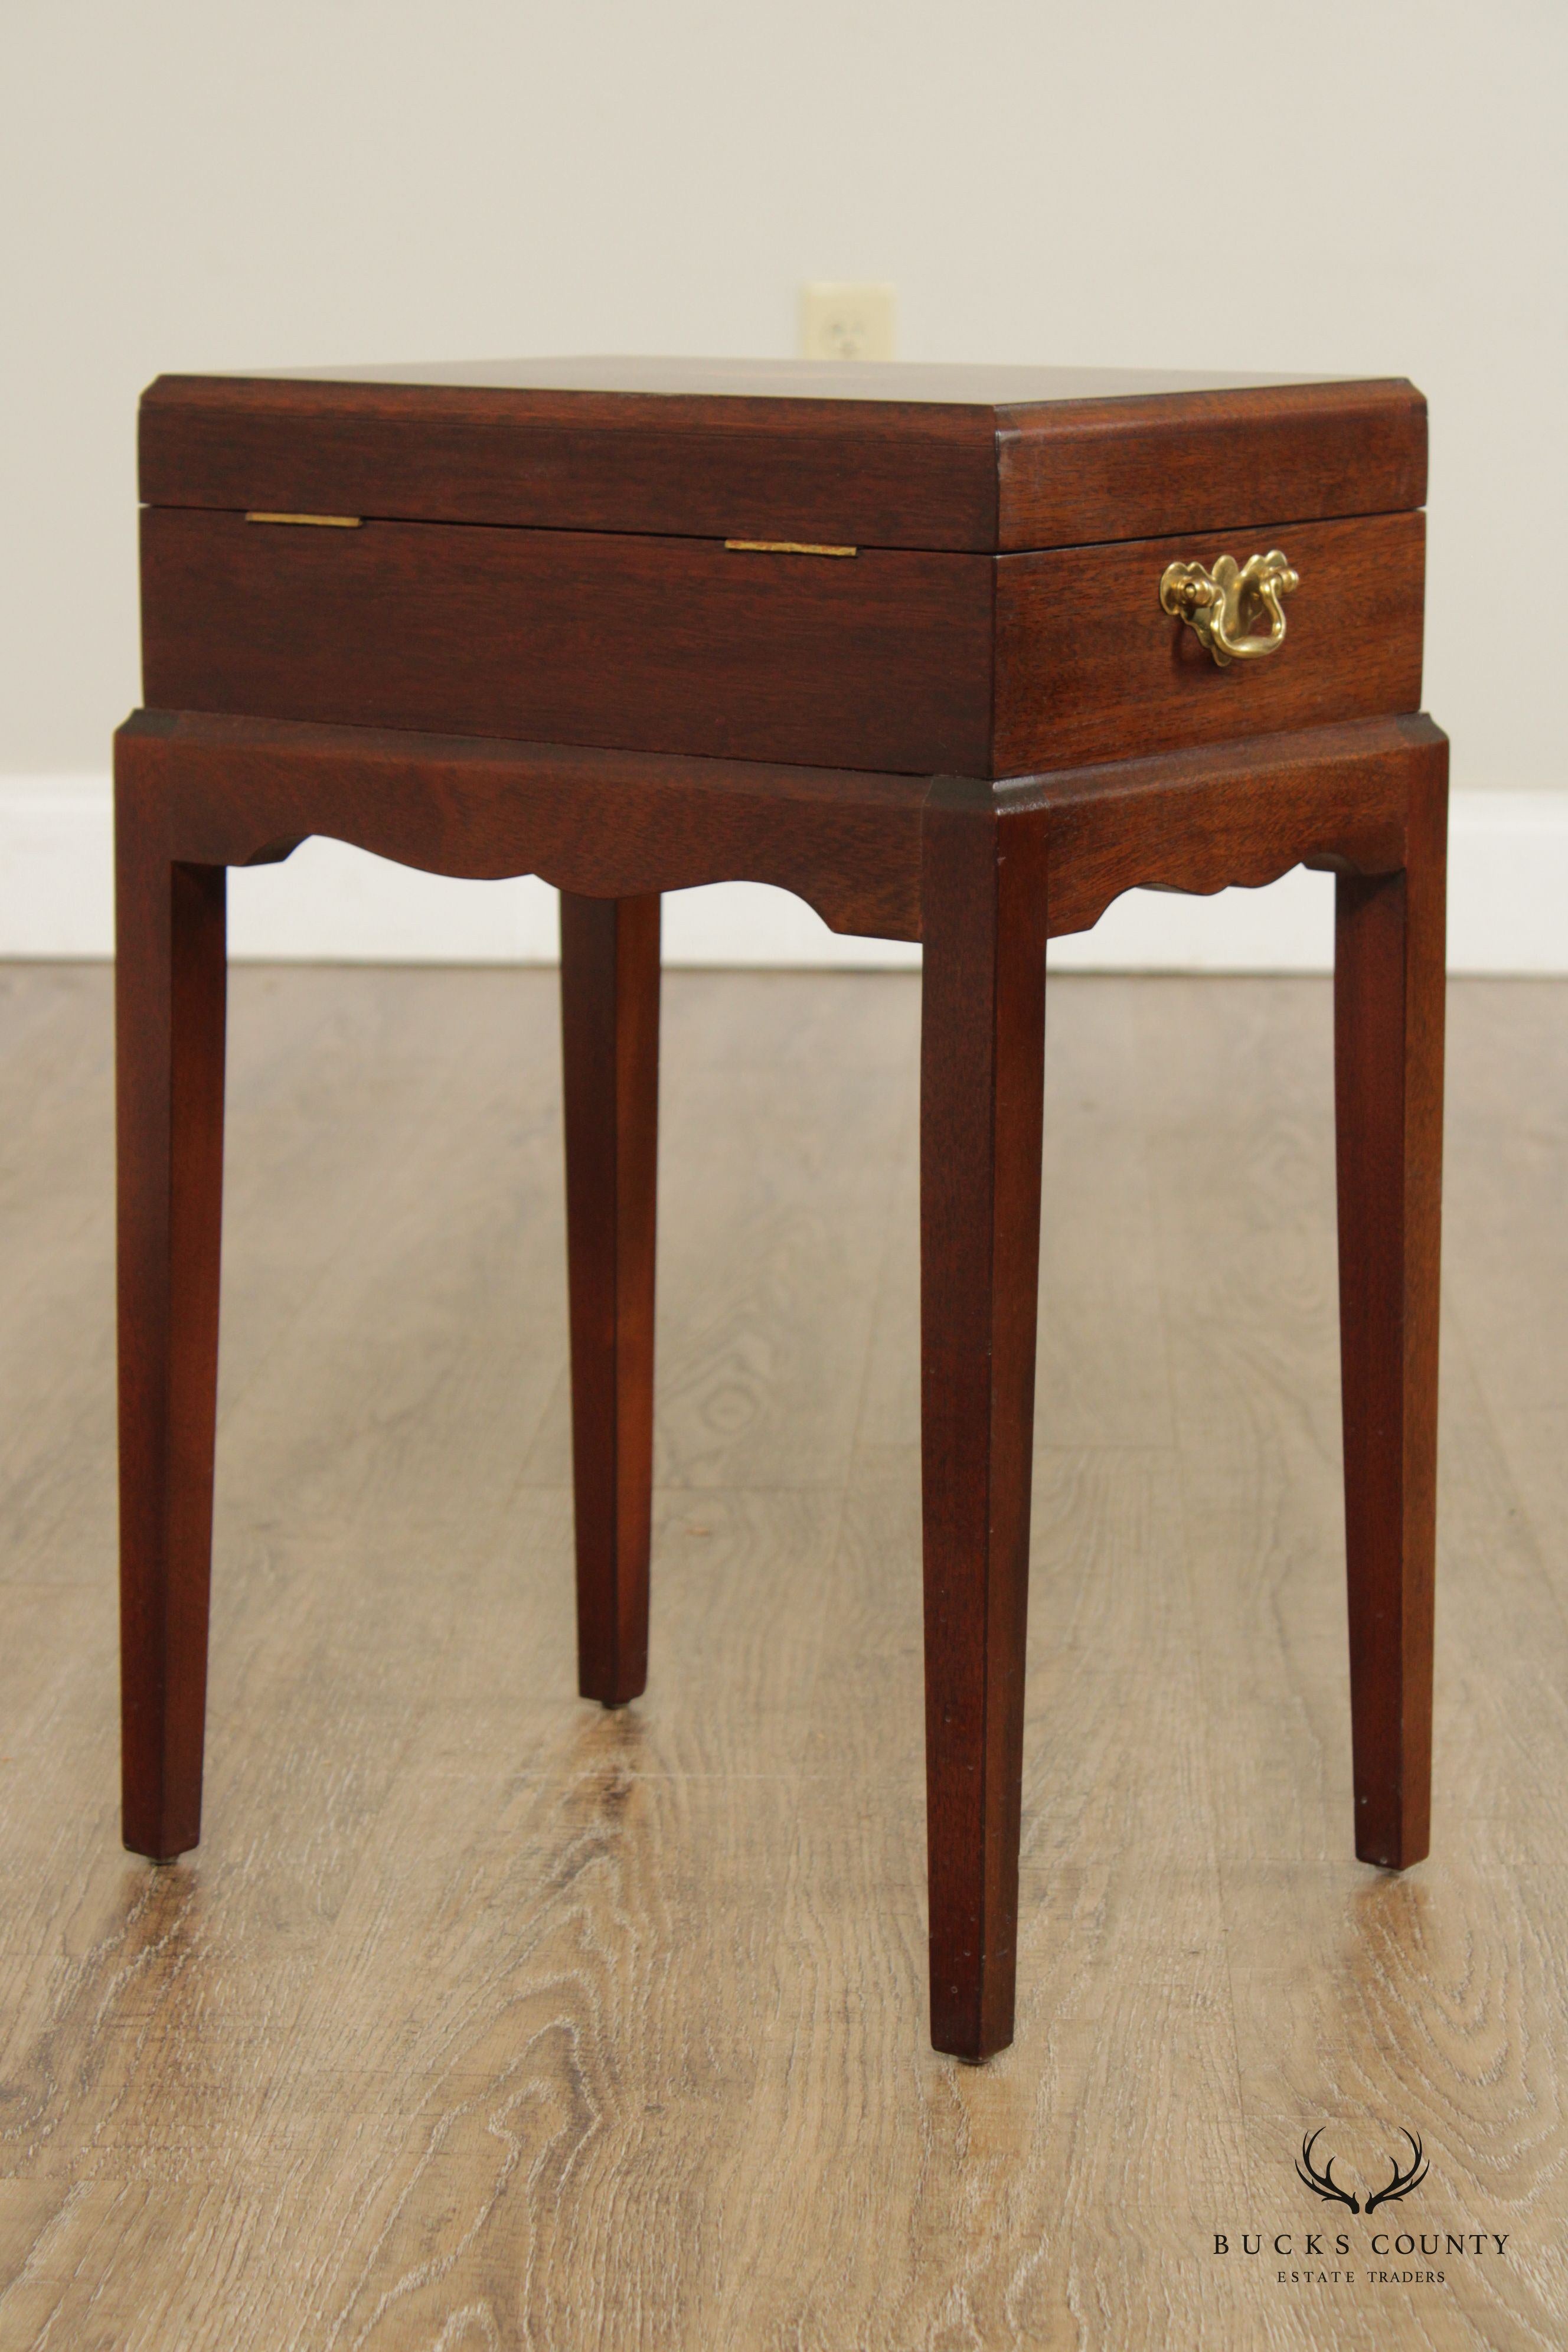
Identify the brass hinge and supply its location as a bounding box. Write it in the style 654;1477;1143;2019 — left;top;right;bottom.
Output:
725;539;857;558
245;512;363;528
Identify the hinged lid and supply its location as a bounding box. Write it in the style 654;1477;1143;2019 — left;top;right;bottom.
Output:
139;356;1426;554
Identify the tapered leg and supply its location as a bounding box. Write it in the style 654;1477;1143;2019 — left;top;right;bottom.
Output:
560;893;661;1706
920;798;1048;2059
1334;747;1447;1868
117;803;228;1863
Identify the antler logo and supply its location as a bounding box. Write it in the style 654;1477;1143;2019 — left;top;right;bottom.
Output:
1365;2131;1429;2214
1296;2129;1361;2212
1296;2128;1429;2215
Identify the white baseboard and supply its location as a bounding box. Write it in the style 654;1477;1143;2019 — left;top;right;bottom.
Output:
1;779;1562;975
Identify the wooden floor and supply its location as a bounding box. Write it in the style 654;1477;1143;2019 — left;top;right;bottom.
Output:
0;962;1564;2351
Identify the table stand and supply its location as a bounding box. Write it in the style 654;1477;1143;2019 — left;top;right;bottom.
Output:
115;703;1446;2060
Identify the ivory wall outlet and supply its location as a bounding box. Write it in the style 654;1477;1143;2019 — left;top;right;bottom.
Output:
798;282;896;362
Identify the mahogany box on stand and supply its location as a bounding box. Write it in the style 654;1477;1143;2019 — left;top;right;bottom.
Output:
118;357;1443;2060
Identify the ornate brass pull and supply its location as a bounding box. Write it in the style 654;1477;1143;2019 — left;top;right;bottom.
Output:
1159;549;1299;666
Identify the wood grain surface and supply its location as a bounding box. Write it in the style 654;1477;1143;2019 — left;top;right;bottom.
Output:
139;503;1422;782
560;892;660;1706
117;708;932;943
115;845;227;1863
2;963;1564;2348
919;789;1049;2056
138;371;1006;551
138;367;1425;555
140;509;995;778
995;378;1426;551
114;707;1446;2049
994;511;1425;775
1334;753;1447;1869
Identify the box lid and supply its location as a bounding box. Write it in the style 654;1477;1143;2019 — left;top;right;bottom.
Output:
139;356;1426;554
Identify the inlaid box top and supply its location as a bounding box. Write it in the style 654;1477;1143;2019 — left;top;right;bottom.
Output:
139;356;1426;554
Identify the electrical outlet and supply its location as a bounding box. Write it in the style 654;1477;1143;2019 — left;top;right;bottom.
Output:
799;282;896;362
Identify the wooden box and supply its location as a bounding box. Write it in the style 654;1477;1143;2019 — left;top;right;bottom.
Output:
120;354;1447;2064
139;356;1426;780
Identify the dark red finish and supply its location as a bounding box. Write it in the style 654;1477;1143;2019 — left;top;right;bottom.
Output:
116;790;227;1863
994;510;1425;775
995;377;1426;551
1334;736;1448;1868
114;706;1447;2057
139;362;1425;553
560;892;661;1707
138;370;1004;553
919;783;1049;2059
118;354;1445;2061
1021;715;1423;933
140;502;1422;783
113;710;930;938
140;508;994;777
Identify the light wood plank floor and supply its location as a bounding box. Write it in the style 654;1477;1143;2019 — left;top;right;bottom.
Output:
0;963;1564;2351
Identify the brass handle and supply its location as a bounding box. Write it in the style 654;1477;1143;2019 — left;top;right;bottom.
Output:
1159;549;1299;667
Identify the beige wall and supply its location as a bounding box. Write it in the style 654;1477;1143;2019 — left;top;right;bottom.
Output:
4;0;1562;788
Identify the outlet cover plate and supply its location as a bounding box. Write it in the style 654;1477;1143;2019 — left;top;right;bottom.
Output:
798;282;896;362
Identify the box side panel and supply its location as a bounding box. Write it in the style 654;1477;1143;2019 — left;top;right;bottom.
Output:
994;509;1425;776
141;512;995;777
139;380;1001;552
997;381;1426;551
